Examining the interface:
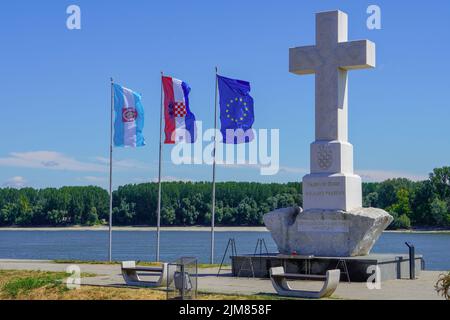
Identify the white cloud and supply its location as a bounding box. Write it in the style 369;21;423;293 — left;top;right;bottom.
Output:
356;169;427;182
224;163;308;174
275;167;425;182
218;162;262;169
94;157;152;170
278;166;309;175
2;176;27;188
218;163;426;182
275;167;427;182
77;176;108;183
0;151;154;174
150;176;192;183
0;151;106;172
169;155;204;165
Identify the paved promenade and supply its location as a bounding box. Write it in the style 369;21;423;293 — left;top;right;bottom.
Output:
0;259;445;300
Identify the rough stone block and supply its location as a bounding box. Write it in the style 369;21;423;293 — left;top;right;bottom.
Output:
264;207;393;257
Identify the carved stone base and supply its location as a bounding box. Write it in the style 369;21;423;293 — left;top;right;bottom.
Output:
302;173;362;211
263;207;393;257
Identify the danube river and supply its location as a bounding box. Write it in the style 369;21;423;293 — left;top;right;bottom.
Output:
0;230;449;270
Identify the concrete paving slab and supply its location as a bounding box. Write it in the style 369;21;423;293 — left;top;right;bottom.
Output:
0;259;445;300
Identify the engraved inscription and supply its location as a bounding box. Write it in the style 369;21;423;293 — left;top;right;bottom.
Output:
304;181;345;197
298;220;350;233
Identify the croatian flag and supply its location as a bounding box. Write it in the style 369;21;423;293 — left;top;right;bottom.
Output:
113;83;145;147
162;76;196;144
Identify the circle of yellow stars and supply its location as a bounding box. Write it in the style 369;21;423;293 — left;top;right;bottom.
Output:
225;97;250;123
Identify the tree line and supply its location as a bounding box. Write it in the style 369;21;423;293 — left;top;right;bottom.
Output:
0;167;449;229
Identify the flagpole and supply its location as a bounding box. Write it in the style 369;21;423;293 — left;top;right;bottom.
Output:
108;77;114;262
211;67;219;264
156;72;164;262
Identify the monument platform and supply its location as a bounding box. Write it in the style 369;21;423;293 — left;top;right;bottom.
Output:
264;207;393;257
231;253;424;282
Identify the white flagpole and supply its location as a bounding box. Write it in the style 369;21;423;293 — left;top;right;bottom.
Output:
108;77;114;262
156;72;164;262
211;67;219;264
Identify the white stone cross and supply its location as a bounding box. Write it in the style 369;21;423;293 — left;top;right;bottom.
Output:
289;10;376;212
289;10;375;142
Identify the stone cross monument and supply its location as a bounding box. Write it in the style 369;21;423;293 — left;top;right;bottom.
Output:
290;10;375;211
264;10;392;257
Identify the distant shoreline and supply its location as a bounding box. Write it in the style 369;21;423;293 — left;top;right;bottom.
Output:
0;226;449;234
0;226;269;232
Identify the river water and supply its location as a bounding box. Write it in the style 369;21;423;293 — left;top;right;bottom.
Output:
0;230;449;270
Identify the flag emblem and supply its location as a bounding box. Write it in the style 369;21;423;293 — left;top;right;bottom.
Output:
122;108;138;122
225;98;250;123
113;84;145;148
173;102;187;118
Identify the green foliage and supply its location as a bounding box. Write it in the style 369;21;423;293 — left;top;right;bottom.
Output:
410;180;435;225
430;167;450;200
386;188;412;217
430;198;449;226
0;186;108;227
363;192;378;208
110;182;302;226
387;211;411;230
0;166;449;228
86;207;99;226
47;210;69;225
113;200;136;225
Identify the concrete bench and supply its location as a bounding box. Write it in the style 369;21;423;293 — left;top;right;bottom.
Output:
269;266;340;299
121;261;172;288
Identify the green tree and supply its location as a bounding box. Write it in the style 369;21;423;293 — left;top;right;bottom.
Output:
386;188;412;217
363;192;379;208
86;207;99;226
48;210;68;225
2;172;450;228
236;197;258;225
221;206;237;225
430;167;450;200
0;203;17;226
388;212;411;230
397;214;412;229
14;195;34;226
113;200;136;225
411;180;435;225
175;198;199;225
161;205;176;225
377;179;415;209
430;198;449;226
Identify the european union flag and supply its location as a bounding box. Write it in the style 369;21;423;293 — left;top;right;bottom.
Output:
217;75;255;144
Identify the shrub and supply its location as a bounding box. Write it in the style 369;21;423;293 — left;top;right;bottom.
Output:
430;198;449;226
388;212;411;230
86;207;99;226
397;214;412;229
435;272;450;300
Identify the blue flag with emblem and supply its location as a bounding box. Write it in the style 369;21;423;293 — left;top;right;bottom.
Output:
113;83;145;148
217;75;255;144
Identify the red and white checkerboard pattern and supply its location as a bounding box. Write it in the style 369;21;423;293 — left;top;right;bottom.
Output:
173;102;187;117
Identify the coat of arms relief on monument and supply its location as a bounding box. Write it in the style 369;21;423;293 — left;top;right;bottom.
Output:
317;145;333;170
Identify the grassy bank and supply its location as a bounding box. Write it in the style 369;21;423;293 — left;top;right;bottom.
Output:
0;270;274;300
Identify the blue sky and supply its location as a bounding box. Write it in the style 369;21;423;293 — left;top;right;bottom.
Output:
0;0;449;189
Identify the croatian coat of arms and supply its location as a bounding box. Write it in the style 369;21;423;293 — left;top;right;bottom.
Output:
317;145;333;170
